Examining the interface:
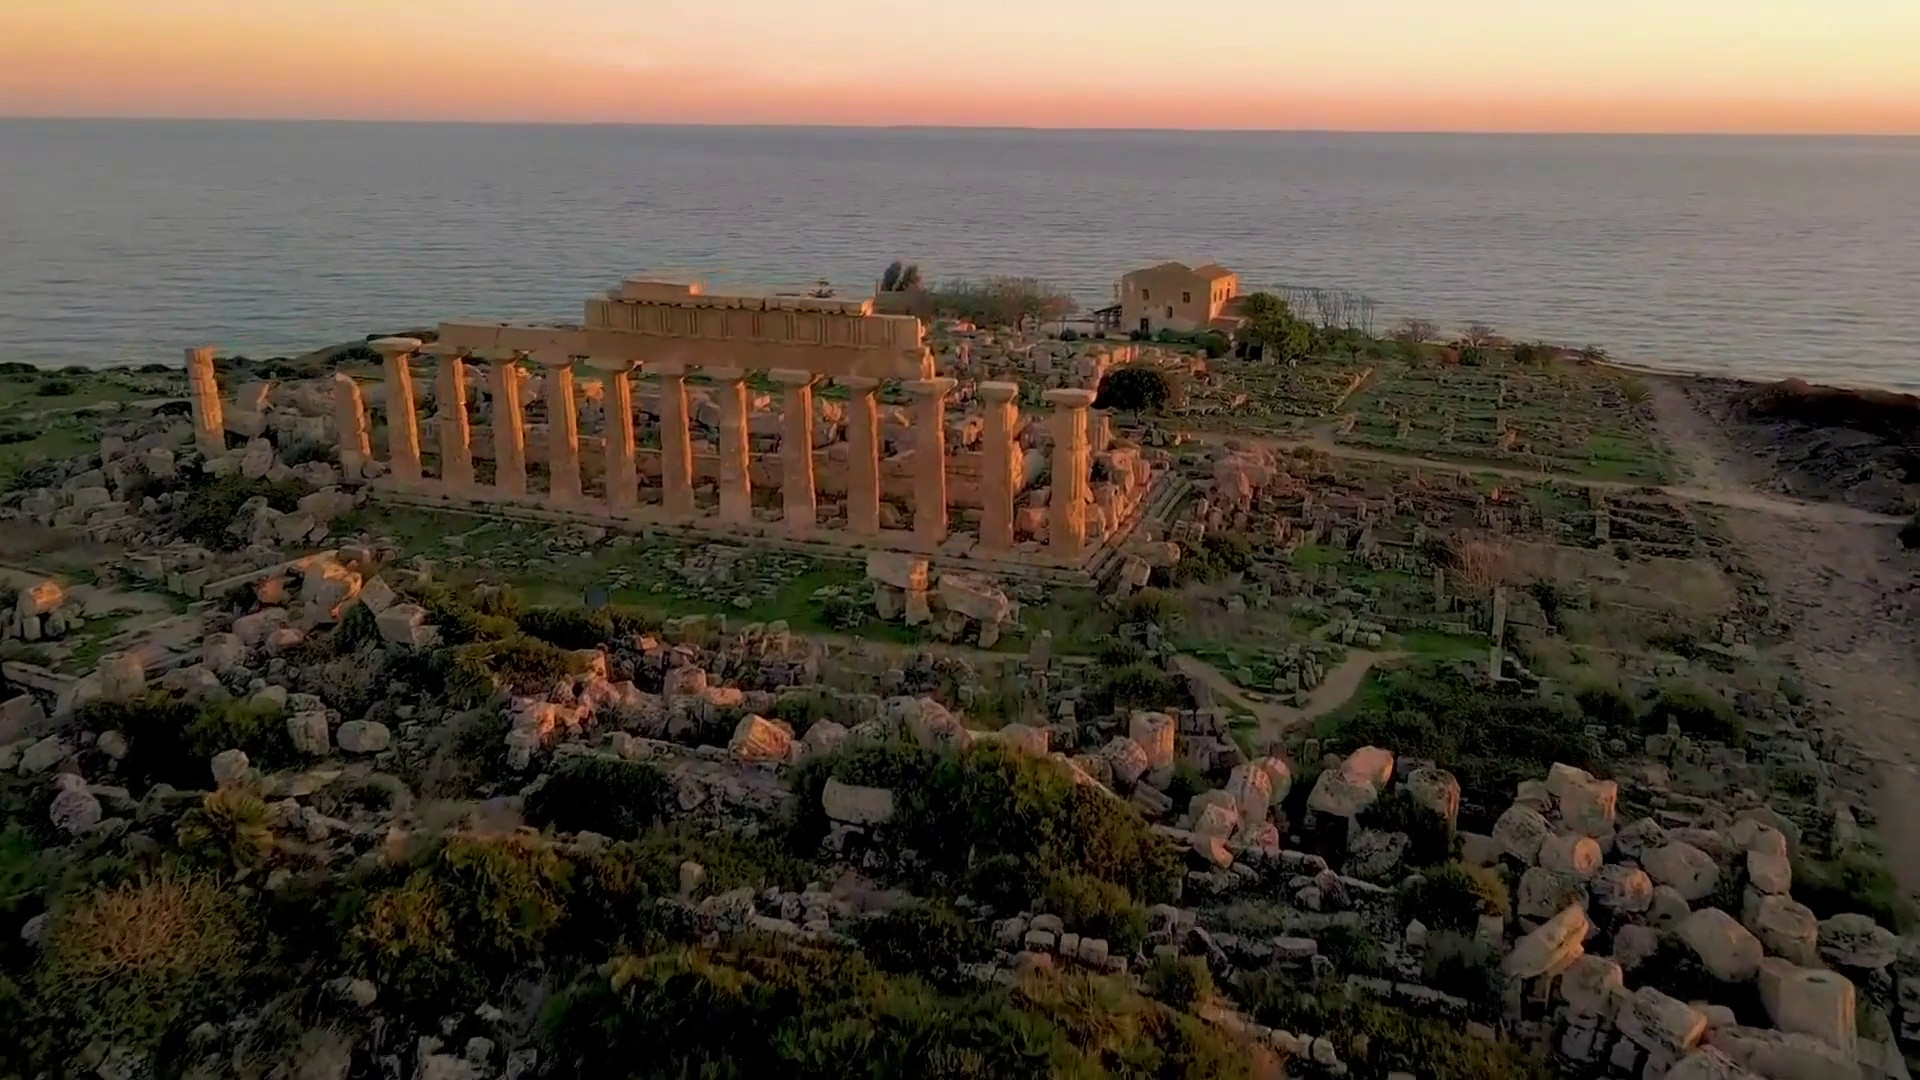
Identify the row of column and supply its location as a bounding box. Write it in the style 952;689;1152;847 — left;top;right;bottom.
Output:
355;338;1096;558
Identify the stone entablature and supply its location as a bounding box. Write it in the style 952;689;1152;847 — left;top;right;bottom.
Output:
185;276;1177;582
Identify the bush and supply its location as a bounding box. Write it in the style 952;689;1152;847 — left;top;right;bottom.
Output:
75;693;292;790
796;742;1181;912
1318;663;1596;817
1421;930;1505;1008
1358;789;1454;866
167;472;314;552
1795;848;1916;930
1143;954;1212;1010
1095;365;1174;414
1199;332;1230;359
1101;662;1179;712
768;687;842;734
1400;863;1509;933
34;873;251;1051
34;378;76;397
1117;587;1177;628
1647;682;1744;746
850;899;990;986
517;605;614;650
1040;872;1148;954
524;757;668;839
175;787;275;871
346;834;571;1005
1575;682;1639;736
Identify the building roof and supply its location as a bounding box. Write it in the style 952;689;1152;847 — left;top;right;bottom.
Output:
1122;260;1237;282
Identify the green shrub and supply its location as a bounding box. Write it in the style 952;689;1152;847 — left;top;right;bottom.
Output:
1143;954;1212;1011
1102;662;1179;711
175;788;275;870
1118;588;1178;628
850;899;990;986
1199;332;1230;359
1358;789;1454;866
518;605;614;650
1400;863;1509;933
34;378;76;397
1795;848;1917;931
524;757;668;839
1094;365;1173;413
1575;682;1639;736
167;472;314;551
1318;663;1596;816
75;693;291;790
793;742;1180;912
345;834;571;1005
1421;930;1505;1009
768;687;842;734
1040;871;1149;954
1238;972;1549;1079
1646;682;1744;746
1162;762;1210;814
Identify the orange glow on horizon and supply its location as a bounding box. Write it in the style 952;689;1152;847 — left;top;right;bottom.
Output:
3;1;1918;135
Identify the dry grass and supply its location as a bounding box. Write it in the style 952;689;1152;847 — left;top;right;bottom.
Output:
1454;539;1515;595
46;872;248;990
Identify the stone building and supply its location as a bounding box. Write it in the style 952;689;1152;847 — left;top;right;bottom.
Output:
1119;262;1240;336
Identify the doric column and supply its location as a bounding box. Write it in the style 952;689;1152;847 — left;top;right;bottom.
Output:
487;352;528;496
1044;388;1097;558
332;373;371;478
771;370;817;535
977;381;1020;551
839;376;881;536
711;368;753;525
372;337;424;485
538;354;582;506
185;346;225;457
428;345;474;491
589;357;639;514
904;376;957;546
649;360;694;518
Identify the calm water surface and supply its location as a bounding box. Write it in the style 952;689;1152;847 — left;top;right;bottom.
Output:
1;120;1916;388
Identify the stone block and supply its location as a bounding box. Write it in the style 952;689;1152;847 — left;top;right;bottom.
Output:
821;777;895;825
1678;907;1764;982
729;714;793;762
1492;803;1553;863
1759;959;1855;1051
336;720;391;754
866;552;929;591
1644;841;1719;901
1506;902;1590;978
1617;985;1708;1056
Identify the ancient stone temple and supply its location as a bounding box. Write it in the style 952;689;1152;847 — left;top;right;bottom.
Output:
192;277;1181;583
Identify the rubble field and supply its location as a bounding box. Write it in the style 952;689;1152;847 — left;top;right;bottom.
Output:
1;318;1916;1080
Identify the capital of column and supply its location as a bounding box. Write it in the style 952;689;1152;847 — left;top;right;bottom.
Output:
836;375;882;392
474;348;523;364
978;380;1020;402
644;359;689;377
584;356;637;374
370;337;422;358
770;369;816;387
904;376;958;397
420;342;466;358
532;351;577;370
1043;387;1097;409
706;367;747;383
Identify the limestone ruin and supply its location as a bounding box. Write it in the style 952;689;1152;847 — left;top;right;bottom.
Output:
186;278;1178;585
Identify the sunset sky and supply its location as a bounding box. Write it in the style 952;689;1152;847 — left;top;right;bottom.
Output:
3;0;1918;133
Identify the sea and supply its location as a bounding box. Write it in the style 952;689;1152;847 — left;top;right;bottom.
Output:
2;120;1917;389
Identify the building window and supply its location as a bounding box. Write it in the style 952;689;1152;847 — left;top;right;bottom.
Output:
1141;288;1150;301
1182;291;1192;304
1165;305;1173;319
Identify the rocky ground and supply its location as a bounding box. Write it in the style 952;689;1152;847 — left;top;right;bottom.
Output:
0;336;1916;1080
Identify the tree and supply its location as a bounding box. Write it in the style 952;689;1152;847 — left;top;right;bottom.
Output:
1238;292;1314;365
1094;365;1173;415
1462;322;1498;347
879;260;923;293
1393;317;1438;344
807;279;835;298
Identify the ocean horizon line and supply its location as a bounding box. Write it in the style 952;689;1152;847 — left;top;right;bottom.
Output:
4;114;1919;140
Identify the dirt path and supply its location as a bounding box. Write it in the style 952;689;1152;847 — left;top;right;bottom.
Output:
1173;649;1398;747
1186;429;1903;526
1644;382;1920;897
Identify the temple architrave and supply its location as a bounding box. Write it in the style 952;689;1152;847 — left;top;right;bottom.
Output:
187;277;1180;584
